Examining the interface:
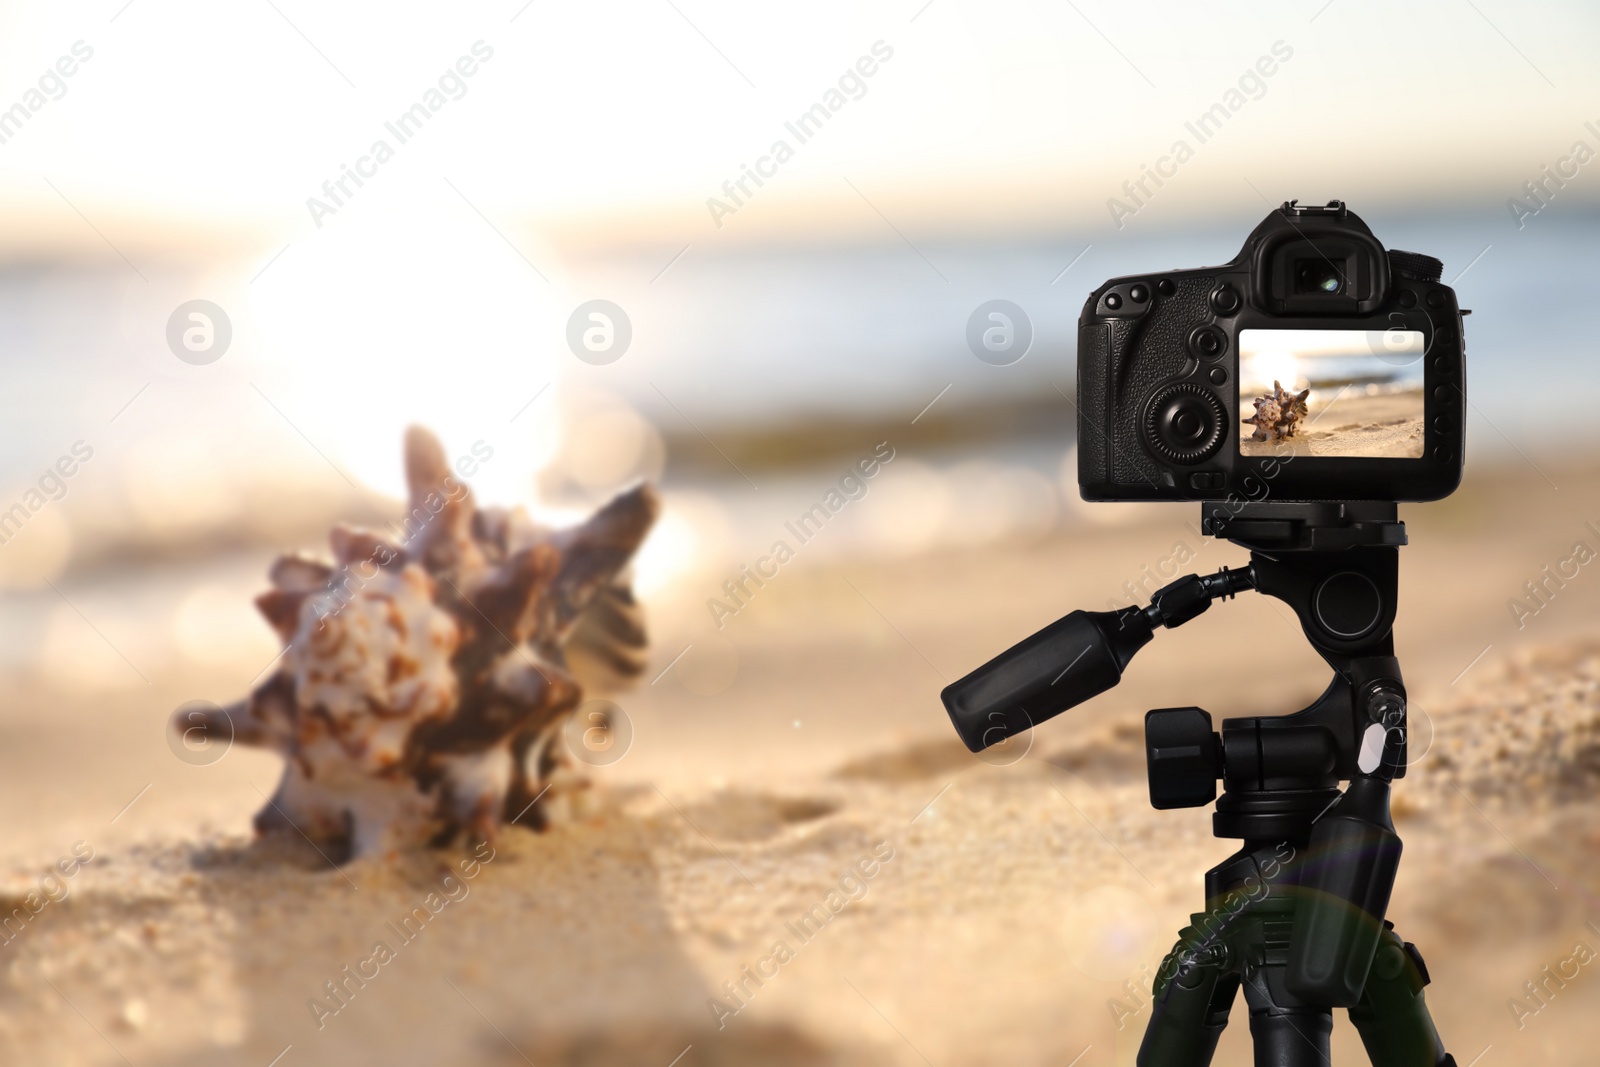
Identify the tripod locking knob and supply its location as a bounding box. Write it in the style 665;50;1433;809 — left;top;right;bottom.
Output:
1365;685;1405;727
1145;707;1222;809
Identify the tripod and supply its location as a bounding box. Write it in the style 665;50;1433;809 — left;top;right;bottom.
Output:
942;502;1456;1067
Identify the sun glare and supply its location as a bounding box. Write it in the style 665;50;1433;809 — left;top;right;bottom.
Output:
249;197;566;507
1242;350;1301;394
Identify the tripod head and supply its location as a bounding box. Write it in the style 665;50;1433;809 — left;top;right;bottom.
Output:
940;501;1417;1009
941;501;1405;759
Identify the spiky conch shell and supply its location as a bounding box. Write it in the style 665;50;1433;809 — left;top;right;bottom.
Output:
1241;379;1310;442
180;427;659;861
1242;395;1284;442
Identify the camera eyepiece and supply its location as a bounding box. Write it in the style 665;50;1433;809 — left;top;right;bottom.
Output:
1294;259;1345;295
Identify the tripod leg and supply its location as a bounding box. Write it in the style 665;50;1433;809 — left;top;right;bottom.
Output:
1348;924;1456;1067
1239;965;1333;1067
1137;929;1241;1067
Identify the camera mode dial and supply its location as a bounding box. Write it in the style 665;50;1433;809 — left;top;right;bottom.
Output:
1144;383;1226;464
1386;250;1443;284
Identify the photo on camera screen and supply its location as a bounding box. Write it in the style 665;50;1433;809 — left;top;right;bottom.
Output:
1237;329;1425;459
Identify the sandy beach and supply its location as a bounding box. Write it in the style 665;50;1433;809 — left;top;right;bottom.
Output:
3;3;1599;1062
0;460;1597;1066
1241;388;1426;459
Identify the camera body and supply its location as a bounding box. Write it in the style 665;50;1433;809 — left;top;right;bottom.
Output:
1077;201;1465;503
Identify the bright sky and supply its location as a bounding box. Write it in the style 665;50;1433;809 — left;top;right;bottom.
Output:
0;0;1593;598
1240;328;1426;394
1;0;1598;253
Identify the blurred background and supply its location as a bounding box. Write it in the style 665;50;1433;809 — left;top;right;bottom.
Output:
2;1;1600;1065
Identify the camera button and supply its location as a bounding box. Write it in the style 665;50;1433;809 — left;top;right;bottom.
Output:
1105;292;1123;310
1129;283;1149;303
1425;290;1446;309
1206;366;1227;386
1157;278;1176;297
1209;285;1241;315
1398;290;1417;308
1188;324;1227;360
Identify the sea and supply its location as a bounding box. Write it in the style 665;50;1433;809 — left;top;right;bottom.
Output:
0;207;1590;683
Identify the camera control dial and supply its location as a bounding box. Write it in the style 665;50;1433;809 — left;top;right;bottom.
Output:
1144;383;1226;464
1386;249;1443;284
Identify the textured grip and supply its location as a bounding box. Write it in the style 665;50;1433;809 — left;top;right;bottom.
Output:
1111;275;1215;488
1076;321;1112;487
1076;273;1219;495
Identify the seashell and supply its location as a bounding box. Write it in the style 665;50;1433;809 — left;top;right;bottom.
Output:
1271;379;1310;438
180;427;659;861
1240;380;1310;442
1241;395;1283;442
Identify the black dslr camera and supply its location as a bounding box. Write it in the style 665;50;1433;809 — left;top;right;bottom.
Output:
1078;200;1464;503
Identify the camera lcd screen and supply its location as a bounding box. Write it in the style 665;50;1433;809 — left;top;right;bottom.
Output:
1238;329;1425;459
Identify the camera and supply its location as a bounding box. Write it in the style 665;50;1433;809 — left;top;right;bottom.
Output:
1077;200;1465;503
